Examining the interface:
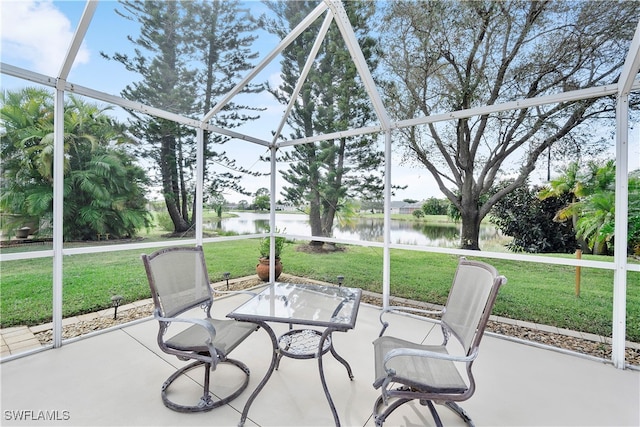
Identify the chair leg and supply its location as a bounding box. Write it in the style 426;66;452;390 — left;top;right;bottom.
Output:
443;401;475;427
161;358;250;413
424;400;444;427
375;396;474;427
199;362;213;408
373;394;412;427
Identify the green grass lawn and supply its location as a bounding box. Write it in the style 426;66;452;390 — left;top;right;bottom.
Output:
1;238;639;342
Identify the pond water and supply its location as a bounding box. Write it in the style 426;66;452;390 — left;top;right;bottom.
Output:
206;212;508;249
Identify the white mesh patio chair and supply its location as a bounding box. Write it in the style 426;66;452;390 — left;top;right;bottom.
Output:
141;245;257;413
373;257;506;426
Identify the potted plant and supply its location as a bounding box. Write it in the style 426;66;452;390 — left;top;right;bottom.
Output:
15;226;31;239
256;230;285;281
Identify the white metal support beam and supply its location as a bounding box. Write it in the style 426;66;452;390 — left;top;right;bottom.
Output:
269;145;278;283
324;0;391;130
52;86;65;349
611;20;640;368
278;82;640;148
272;10;333;144
0;62;57;87
58;0;98;79
382;129;392;309
195;128;205;246
201;1;329;124
323;0;393;306
0;62;273;147
613;95;630;369
52;0;98;349
278;125;384;148
395;83;634;130
618;21;640;95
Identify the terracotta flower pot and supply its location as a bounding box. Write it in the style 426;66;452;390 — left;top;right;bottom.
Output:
15;227;31;239
256;257;282;281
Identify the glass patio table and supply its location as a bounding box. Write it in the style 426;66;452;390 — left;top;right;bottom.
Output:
227;281;362;427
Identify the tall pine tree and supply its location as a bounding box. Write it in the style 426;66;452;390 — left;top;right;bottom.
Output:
103;0;263;233
264;0;384;246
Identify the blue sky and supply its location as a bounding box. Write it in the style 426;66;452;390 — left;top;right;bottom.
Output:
0;0;444;203
0;0;301;203
1;0;638;204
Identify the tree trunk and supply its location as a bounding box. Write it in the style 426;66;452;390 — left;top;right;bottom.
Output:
306;142;325;246
460;205;481;250
165;198;190;233
321;204;336;238
178;140;189;223
309;195;324;247
160;134;190;233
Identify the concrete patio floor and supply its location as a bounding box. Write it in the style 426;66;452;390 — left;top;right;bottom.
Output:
1;292;639;427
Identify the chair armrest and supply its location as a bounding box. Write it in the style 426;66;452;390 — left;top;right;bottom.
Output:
155;312;220;366
384;346;478;368
378;306;444;337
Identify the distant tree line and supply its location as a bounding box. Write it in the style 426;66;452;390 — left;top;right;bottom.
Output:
2;0;638;253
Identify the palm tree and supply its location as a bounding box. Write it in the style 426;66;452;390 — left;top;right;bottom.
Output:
539;160;621;254
575;191;615;254
0;88;151;240
539;162;585;224
0;88;54;232
573;160;616;254
538;162;587;249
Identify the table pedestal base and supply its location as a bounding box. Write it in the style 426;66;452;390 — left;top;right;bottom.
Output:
238;324;353;427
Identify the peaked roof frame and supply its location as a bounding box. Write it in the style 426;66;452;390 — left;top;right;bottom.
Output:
1;0;639;369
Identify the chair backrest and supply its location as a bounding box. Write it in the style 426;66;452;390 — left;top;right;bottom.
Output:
441;258;505;355
142;246;212;318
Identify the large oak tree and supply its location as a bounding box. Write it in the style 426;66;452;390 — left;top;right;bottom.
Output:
379;0;638;249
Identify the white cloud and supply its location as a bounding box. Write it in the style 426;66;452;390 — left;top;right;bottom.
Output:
1;0;89;76
268;71;283;89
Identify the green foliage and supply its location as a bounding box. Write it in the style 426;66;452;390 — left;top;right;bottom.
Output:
2;242;638;343
378;0;635;249
572;160;617;254
490;181;577;253
259;235;286;259
264;0;385;240
447;200;461;222
259;227;286;258
412;209;424;218
155;212;175;232
105;0;263;232
421;197;448;215
253;190;270;211
0;88;152;240
335;198;359;227
575;191;615;254
540;160;640;255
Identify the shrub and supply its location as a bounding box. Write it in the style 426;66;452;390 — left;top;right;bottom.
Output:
155;212;175;232
490;182;577;253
